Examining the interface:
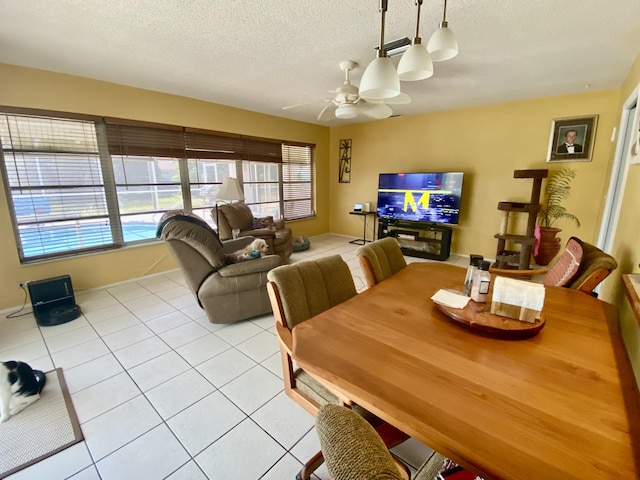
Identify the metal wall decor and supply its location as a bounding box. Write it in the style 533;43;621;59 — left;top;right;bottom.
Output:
339;138;352;183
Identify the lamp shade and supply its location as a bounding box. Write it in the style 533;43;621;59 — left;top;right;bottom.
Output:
216;177;244;202
427;23;458;62
359;56;401;101
397;43;434;81
335;103;358;119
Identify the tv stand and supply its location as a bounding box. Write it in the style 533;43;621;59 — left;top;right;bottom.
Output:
378;219;452;261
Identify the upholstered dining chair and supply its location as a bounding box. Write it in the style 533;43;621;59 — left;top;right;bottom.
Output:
316;404;446;480
266;255;408;480
491;236;617;295
356;237;407;288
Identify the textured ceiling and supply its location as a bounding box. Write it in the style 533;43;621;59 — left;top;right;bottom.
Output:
1;0;639;126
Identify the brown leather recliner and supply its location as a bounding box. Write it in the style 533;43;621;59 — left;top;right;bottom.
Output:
215;202;293;262
158;214;282;324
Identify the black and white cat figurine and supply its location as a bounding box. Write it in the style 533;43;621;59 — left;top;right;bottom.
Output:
0;360;47;423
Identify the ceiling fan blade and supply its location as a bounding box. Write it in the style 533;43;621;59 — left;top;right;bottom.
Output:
283;99;327;110
366;92;411;105
317;104;337;121
384;92;411;105
360;102;393;120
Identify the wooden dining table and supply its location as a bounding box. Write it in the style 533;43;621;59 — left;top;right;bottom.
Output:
292;262;640;480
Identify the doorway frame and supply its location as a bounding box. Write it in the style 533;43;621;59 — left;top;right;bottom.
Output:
597;82;640;252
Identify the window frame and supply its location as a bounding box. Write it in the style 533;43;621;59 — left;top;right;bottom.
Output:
0;107;315;263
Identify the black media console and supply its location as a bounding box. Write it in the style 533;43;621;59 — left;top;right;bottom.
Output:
378;218;452;261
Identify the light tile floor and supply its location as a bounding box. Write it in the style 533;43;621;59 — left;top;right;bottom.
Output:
0;234;468;480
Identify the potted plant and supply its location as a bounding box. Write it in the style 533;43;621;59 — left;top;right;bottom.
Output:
534;168;581;265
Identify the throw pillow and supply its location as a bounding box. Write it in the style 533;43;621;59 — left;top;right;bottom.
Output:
252;216;277;231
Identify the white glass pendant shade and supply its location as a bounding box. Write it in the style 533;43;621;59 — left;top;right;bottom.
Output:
427;24;458;62
398;43;434;81
335;103;359;119
359;56;401;101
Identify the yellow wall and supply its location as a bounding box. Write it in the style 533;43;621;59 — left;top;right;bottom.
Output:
329;90;620;258
599;52;640;385
0;63;330;310
1;61;638;392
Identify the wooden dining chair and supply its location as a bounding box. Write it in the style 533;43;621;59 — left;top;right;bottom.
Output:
490;236;617;295
356;237;407;288
316;404;446;480
267;255;409;480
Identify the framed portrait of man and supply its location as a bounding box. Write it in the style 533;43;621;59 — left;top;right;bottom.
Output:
546;115;598;162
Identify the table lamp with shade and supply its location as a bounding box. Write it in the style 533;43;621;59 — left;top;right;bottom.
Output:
215;177;245;234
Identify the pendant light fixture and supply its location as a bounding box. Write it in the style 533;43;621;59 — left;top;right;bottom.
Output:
397;0;433;81
427;0;458;62
359;0;401;101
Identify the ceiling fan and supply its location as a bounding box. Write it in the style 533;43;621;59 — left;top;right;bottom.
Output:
283;60;409;122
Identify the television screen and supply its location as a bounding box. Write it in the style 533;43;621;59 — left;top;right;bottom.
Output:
377;172;464;225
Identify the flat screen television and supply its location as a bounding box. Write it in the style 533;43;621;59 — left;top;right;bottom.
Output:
377;172;464;225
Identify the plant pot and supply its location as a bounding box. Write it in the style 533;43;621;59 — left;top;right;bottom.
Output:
534;227;562;266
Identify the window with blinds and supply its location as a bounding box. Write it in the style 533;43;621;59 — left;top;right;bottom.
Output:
0;113;114;261
242;161;281;218
0;108;316;263
184;129;241;223
282;144;314;219
106;122;184;241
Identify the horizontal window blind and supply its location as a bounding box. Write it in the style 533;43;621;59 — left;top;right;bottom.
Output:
243;137;283;163
184;129;243;160
282;143;314;219
0;113;113;261
106;122;184;158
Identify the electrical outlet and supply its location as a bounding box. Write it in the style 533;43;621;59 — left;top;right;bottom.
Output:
17;281;28;289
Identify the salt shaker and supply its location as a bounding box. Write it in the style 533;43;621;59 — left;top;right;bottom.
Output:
471;261;492;303
463;254;483;296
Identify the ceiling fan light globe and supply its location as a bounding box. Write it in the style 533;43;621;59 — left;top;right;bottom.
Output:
359;57;401;100
335;103;359;119
427;25;458;62
398;44;434;81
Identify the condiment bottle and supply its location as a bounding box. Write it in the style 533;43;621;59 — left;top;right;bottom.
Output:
471;260;491;303
463;254;483;296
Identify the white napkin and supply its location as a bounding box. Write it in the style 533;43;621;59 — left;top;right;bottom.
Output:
431;289;471;309
492;276;545;311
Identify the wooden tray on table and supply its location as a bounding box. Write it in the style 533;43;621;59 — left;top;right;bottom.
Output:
433;299;545;339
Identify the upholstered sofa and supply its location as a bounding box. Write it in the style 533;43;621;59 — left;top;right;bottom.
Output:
158;213;282;324
215;202;293;262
